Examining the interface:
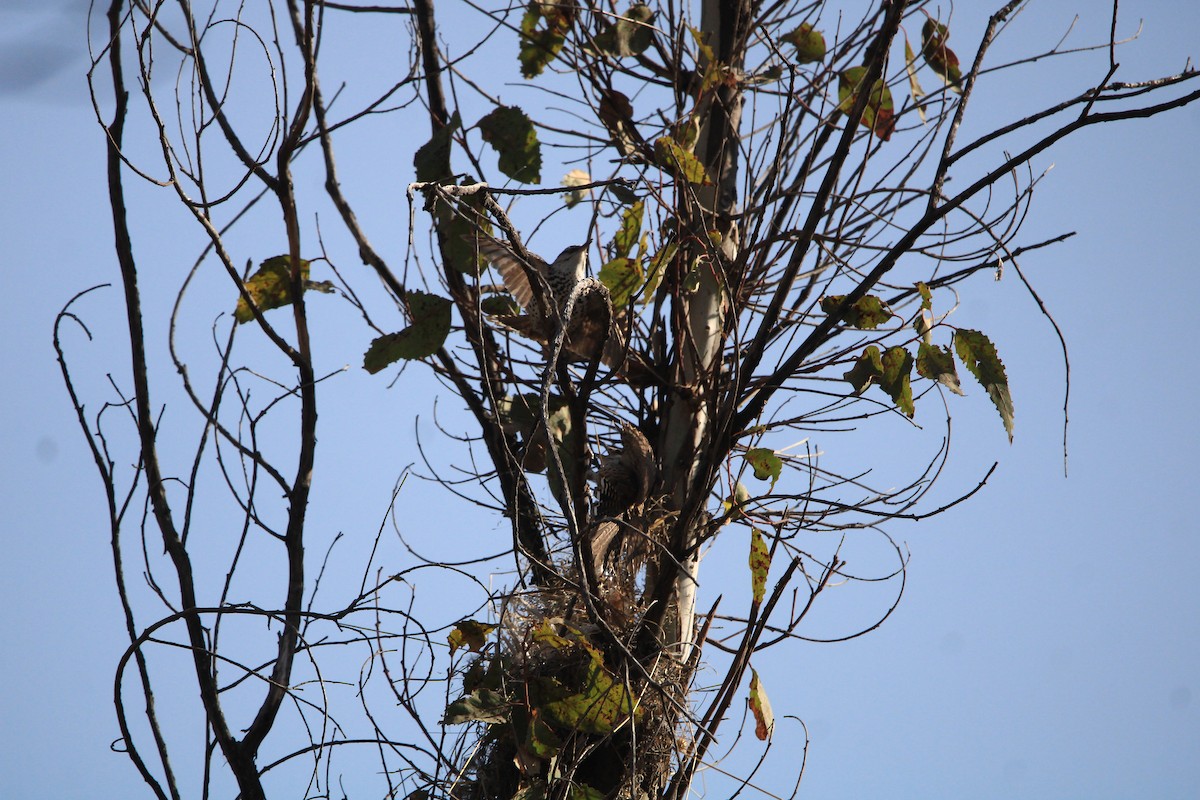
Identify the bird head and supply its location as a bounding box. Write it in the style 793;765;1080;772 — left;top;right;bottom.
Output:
550;243;589;283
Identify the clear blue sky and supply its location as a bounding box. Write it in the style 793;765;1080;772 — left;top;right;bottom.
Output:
3;1;1198;797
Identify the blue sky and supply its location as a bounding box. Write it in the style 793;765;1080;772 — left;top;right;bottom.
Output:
3;1;1198;798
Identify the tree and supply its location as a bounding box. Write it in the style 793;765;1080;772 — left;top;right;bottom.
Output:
61;1;1197;798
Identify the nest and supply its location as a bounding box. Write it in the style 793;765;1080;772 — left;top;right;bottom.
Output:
453;573;692;800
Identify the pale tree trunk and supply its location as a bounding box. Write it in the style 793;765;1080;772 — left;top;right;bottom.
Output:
659;0;746;662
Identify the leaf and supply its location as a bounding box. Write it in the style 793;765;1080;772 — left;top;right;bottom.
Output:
845;345;884;394
541;652;639;735
478;105;542;184
745;447;782;485
921;19;963;93
443;688;510;725
463;653;507;693
723;481;750;521
609;181;640;205
613;200;644;258
525;712;563;758
363;291;452;372
413;112;460;182
781;23;825;63
234;255;314;323
653;136;710;184
916;281;933;310
448;619;496;655
837;66;896;141
916;342;964;396
913;283;935;342
438;176;492;274
880;346;915;418
953;329;1014;441
512;782;548;800
913;310;934;343
749;669;774;741
594;3;655;57
749;528;770;604
481;294;521;316
598;257;643;309
566;785;604;800
688;25;714;64
518;1;575;78
512;781;548;800
904;38;927;123
545;400;582;506
562;169;591;208
642;242;674;303
820;294;893;329
597;88;642;158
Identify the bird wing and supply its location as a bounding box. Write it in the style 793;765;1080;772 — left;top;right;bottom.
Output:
470;234;543;313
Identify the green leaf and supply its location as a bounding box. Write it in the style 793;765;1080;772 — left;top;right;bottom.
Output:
642;242;674;303
448;619;496;655
820;294;893;329
512;781;548;800
837;66;896;141
566;785;605;800
525;714;563;758
413;112;460;183
363;291;452;372
880;346;915;418
478;105;542;184
653;136;710;184
518;1;574;78
609;181;640;206
598;257;643;309
749;528;770;604
845;345;884;394
541;652;639;735
613;200;644;258
688;25;714;64
781;23;825;63
745;447;782;485
904;37;927;123
723;481;751;521
953;329;1014;441
433;175;491;275
443;688;510;725
234;255;314;323
916;281;933;310
594;3;655;57
545;398;582;507
496;393;578;484
749;669;774;741
481;294;521;316
916;341;964;396
921;19;963;93
463;653;507;693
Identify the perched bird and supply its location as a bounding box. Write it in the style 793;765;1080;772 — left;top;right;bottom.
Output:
589;421;659;576
470;234;589;318
470;233;662;385
593;422;657;519
471;232;620;366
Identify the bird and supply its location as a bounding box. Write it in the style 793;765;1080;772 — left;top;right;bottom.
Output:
594;421;656;518
588;421;659;577
469;233;589;319
470;233;620;365
470;233;662;385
